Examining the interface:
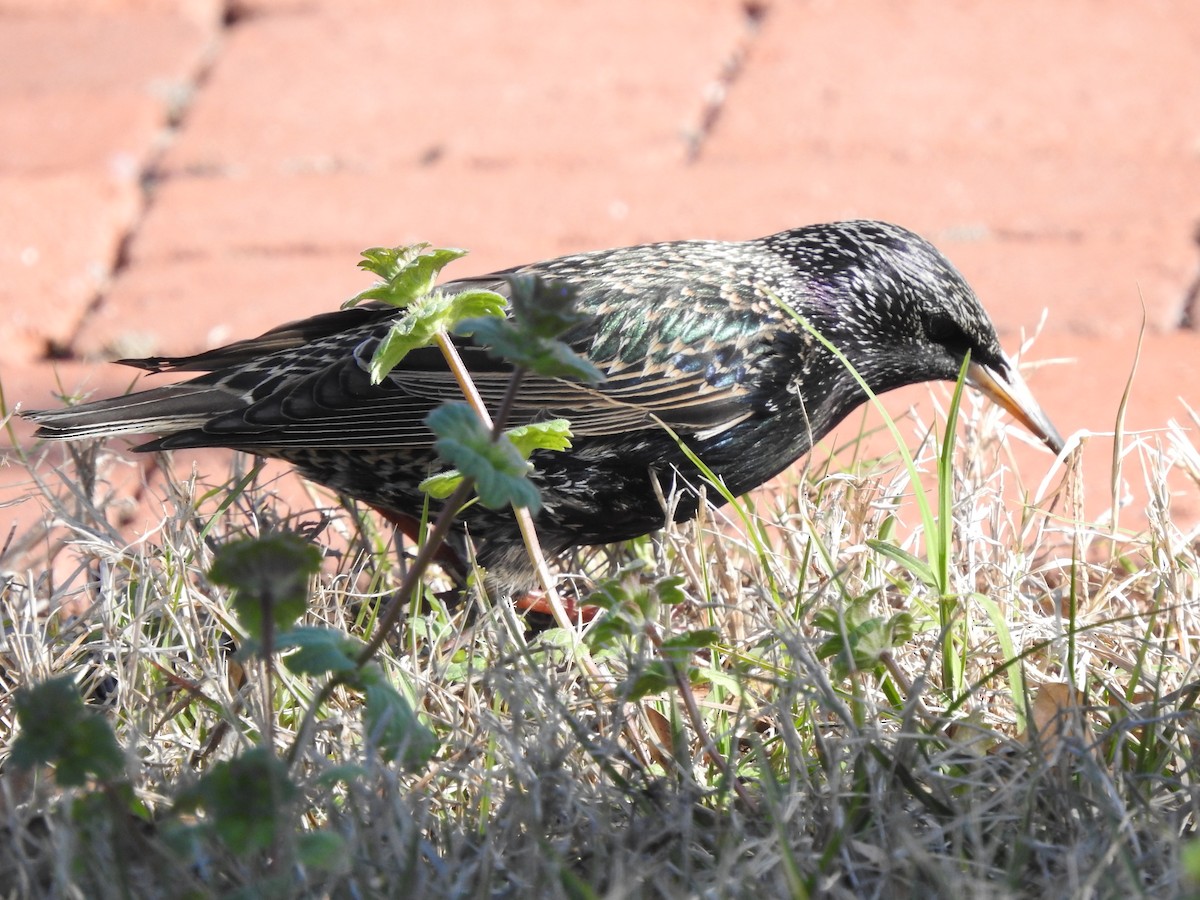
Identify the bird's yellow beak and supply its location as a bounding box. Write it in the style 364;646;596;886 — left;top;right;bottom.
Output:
966;355;1064;454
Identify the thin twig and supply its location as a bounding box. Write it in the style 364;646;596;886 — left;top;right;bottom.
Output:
643;623;757;811
287;475;476;767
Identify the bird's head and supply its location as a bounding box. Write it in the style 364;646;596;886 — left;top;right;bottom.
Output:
772;220;1064;454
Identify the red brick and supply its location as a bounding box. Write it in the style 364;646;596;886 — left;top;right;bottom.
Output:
0;12;212;94
0;174;141;362
0;91;164;175
126;165;725;268
0;7;219;358
0;0;221;20
76;252;366;361
710;0;1200;165
161;0;744;175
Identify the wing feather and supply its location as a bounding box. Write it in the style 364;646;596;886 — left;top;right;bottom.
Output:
30;243;781;451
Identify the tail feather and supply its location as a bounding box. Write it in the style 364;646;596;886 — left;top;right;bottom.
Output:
23;384;245;443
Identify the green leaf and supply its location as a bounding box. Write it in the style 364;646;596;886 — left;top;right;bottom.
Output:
577;570;676;626
448;288;510;320
814;595;914;676
10;678;124;786
420;419;572;499
355;661;387;688
314;763;369;787
624;662;674;701
866;538;939;589
175;747;295;856
209;534;322;642
368;289;508;383
583;612;634;652
364;683;439;769
695;666;746;702
659;628;720;667
356;245;431;281
558;865;601;900
440;651;496;684
505;419;573;455
506;274;591;337
418;468;465;500
454;315;605;383
654;575;688;606
934;353;971;594
584;578;633;612
71;788;132;827
296;831;348;871
889;613;915;646
435;271;605;380
276;627;361;677
346;245;468;308
632;583;659;619
426;402;541;510
1182;837;1200;885
813;594;873;634
977;593;1027;732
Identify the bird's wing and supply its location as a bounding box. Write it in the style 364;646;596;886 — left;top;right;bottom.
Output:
32;266;773;451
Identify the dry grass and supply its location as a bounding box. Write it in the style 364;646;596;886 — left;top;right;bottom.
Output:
1;385;1199;898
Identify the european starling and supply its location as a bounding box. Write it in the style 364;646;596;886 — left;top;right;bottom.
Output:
26;220;1064;593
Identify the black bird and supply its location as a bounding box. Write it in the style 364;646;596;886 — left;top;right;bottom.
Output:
26;221;1064;593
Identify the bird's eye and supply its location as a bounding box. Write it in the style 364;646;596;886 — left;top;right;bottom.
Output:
927;316;971;355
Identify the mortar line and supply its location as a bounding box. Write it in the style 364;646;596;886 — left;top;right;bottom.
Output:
684;1;769;164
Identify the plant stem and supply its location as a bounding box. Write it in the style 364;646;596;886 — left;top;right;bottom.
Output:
286;475;475;768
434;335;616;706
432;335;581;634
643;623;756;811
356;477;476;667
